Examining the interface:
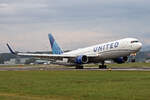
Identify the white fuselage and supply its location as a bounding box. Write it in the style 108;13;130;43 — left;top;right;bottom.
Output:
64;38;142;60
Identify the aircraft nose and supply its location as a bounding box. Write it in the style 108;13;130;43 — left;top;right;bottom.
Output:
136;42;142;50
132;42;142;52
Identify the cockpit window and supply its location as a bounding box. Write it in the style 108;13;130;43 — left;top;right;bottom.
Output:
131;41;139;43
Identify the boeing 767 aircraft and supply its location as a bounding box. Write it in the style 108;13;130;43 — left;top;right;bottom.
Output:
7;33;142;69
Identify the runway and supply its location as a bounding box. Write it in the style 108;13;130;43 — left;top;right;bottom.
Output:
0;66;150;71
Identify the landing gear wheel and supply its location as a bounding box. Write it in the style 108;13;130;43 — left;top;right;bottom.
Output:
131;59;135;62
76;65;83;69
99;65;107;69
99;61;107;69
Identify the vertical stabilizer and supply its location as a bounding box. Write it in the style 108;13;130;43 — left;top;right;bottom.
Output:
48;33;64;54
6;43;16;54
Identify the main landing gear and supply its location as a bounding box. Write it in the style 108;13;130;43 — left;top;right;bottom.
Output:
75;65;83;69
99;61;107;69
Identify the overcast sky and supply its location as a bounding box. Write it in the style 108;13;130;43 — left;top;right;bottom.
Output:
0;0;150;53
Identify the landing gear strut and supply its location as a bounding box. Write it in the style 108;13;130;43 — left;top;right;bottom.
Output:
99;61;107;69
130;53;136;62
75;65;83;69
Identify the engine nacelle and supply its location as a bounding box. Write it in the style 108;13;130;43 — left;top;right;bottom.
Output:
75;55;88;64
114;57;128;64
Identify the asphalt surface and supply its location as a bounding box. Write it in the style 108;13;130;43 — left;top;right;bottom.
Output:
0;66;150;71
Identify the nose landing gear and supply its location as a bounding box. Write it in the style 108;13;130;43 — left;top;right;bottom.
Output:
130;53;136;62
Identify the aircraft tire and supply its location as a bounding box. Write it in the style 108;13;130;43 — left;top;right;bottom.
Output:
131;59;135;62
76;65;83;69
99;65;107;69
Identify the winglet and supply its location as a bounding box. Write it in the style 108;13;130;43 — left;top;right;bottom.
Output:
6;43;16;54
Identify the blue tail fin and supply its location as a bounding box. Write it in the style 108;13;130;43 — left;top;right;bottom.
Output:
48;33;63;54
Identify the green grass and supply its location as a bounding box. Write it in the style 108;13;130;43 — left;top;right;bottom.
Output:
0;71;150;100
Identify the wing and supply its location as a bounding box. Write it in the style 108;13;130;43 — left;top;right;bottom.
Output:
17;52;76;59
6;43;98;59
17;53;98;60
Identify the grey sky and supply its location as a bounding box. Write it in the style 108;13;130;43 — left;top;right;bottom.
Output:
0;0;150;52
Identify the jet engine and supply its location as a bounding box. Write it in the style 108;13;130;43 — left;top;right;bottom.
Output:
114;57;128;64
75;55;88;64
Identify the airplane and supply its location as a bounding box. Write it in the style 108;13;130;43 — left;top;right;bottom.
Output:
7;33;142;69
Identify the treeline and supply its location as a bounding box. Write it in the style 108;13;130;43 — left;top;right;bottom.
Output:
0;51;52;64
0;53;16;64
